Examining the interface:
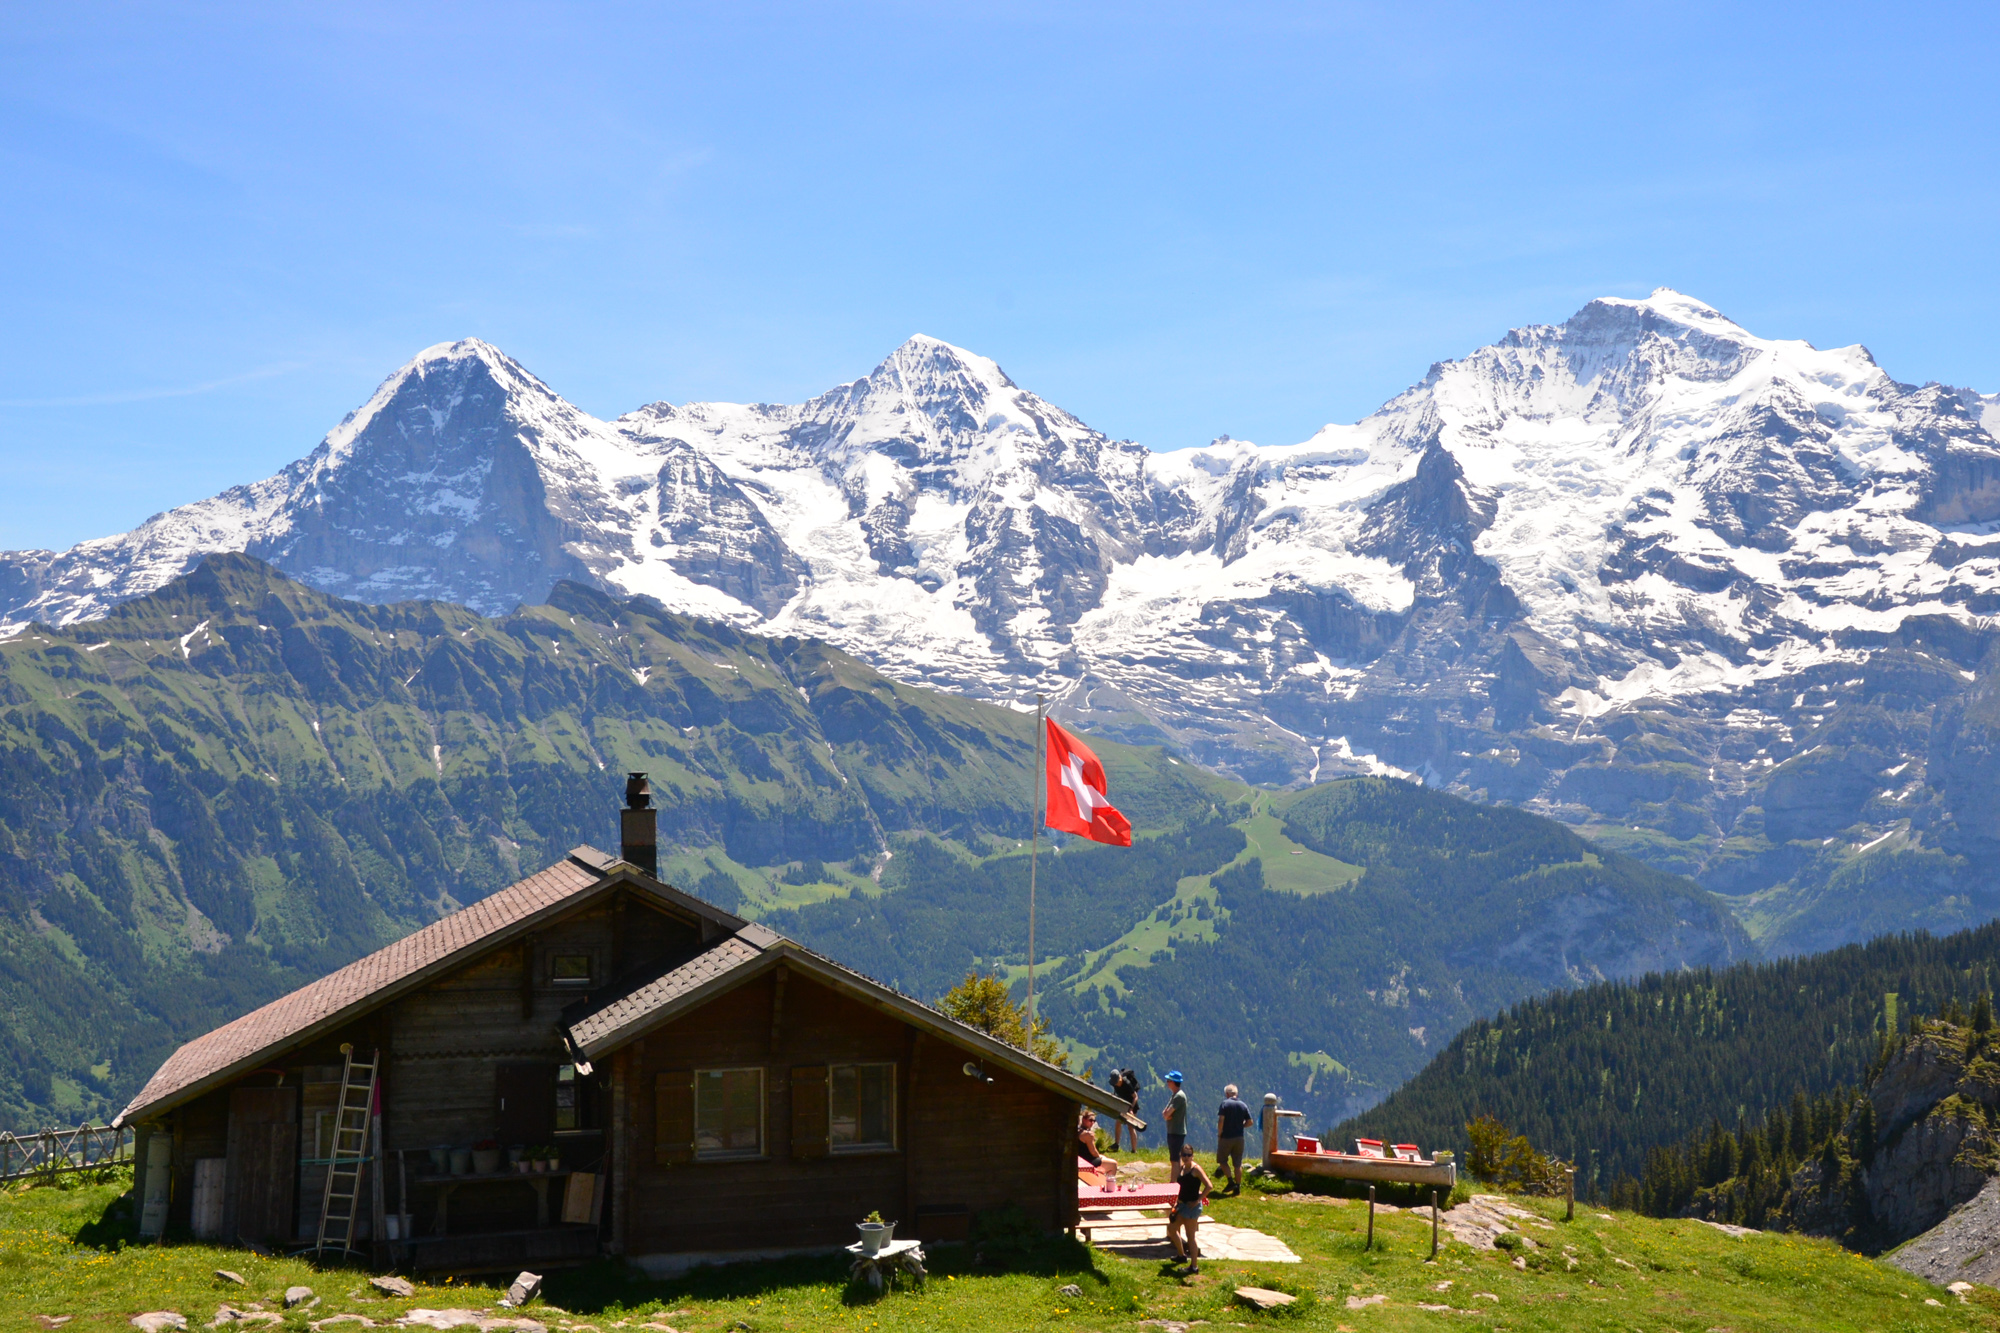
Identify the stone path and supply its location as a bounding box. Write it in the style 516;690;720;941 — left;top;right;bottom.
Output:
1087;1213;1299;1263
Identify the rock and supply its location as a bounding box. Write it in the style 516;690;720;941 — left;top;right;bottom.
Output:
397;1314;483;1331
132;1316;188;1333
35;1320;73;1329
214;1273;246;1287
285;1290;316;1310
1343;1294;1386;1309
1950;1281;1976;1302
1698;1220;1758;1238
1473;1292;1498;1302
1234;1288;1297;1311
312;1320;379;1330
1882;1172;2000;1287
1417;1304;1452;1313
502;1273;542;1309
370;1278;417;1299
1926;1297;1944;1306
478;1322;545;1333
1056;1284;1083;1299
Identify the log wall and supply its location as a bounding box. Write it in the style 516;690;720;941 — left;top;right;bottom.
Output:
621;969;1079;1258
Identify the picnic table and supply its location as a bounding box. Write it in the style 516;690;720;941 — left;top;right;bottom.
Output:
846;1237;926;1292
1076;1180;1184;1243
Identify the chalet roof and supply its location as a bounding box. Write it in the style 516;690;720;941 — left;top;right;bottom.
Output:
116;847;742;1126
564;922;1133;1119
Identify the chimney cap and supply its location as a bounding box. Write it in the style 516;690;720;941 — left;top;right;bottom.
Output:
624;772;652;810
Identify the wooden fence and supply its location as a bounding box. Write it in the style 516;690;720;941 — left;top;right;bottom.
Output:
0;1124;133;1183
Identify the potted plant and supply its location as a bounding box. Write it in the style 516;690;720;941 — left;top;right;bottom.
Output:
856;1208;894;1256
472;1139;503;1175
537;1146;560;1172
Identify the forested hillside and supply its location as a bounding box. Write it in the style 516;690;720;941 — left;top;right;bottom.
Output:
1336;921;2000;1193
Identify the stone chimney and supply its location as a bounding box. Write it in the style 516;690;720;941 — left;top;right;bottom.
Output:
620;772;657;877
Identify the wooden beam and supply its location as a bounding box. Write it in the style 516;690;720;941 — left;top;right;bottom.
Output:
610;1047;630;1256
903;1030;924;1227
520;934;536;1021
769;966;788;1057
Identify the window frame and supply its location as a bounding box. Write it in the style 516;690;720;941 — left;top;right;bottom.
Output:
827;1061;898;1154
550;953;594;987
692;1066;767;1161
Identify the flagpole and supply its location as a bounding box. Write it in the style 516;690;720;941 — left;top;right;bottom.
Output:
1028;692;1042;1033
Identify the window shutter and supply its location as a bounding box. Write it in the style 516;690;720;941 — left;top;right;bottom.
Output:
654;1070;694;1166
791;1065;829;1159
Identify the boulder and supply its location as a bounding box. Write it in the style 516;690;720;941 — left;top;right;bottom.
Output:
214;1274;246;1288
369;1278;416;1299
1234;1288;1297;1311
284;1290;315;1310
132;1315;188;1333
1056;1285;1083;1300
502;1273;542;1308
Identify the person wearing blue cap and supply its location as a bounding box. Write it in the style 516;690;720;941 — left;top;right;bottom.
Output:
1161;1071;1189;1166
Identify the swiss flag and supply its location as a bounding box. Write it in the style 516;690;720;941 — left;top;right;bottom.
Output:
1043;718;1133;847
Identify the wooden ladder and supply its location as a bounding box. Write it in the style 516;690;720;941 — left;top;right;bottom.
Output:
313;1043;378;1259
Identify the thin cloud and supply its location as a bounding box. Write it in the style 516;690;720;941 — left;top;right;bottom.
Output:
0;360;308;408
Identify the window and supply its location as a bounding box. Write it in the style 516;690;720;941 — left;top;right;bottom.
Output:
830;1063;896;1150
695;1068;764;1159
551;954;592;987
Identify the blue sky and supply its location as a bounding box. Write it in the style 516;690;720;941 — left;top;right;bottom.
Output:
2;2;1995;552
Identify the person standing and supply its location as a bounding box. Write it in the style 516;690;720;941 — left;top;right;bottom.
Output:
1162;1071;1189;1165
1215;1083;1252;1195
1110;1068;1142;1152
1167;1142;1214;1273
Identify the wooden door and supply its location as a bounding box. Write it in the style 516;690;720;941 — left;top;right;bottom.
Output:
497;1064;556;1147
225;1087;299;1245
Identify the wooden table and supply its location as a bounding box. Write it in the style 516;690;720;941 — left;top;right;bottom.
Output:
845;1238;926;1292
413;1170;571;1233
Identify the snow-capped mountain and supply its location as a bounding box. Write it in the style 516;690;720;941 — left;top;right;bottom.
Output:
10;291;2000;924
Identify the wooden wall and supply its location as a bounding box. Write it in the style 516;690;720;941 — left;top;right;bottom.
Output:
621;968;1080;1259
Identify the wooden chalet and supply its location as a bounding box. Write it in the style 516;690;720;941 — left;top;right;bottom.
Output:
116;781;1128;1273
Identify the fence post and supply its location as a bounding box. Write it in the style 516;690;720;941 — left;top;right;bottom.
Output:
1430;1188;1439;1259
1565;1167;1575;1222
1366;1185;1375;1250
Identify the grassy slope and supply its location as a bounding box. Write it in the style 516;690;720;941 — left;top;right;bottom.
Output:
2;1173;1990;1332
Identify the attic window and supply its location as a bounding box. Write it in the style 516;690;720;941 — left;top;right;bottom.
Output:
552;955;592;987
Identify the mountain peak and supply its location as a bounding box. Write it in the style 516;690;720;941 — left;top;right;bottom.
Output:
867;334;1017;393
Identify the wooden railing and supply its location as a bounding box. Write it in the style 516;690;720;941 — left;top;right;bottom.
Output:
0;1124;133;1182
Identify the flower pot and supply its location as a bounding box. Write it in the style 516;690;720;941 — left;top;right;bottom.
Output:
857;1221;894;1256
541;1159;559;1173
450;1149;473;1176
515;1161;530;1174
428;1146;450;1173
473;1149;502;1175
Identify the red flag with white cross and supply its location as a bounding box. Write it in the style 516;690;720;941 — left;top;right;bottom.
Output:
1042;717;1133;847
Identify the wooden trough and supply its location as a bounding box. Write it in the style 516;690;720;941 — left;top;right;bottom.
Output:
1265;1147;1456;1188
1261;1106;1456;1188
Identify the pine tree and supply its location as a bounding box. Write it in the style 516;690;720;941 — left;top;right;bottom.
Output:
1851;1096;1876;1166
1976;993;1994;1034
1790;1091;1812;1159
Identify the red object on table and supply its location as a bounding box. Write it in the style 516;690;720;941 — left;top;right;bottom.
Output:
1295;1135;1321;1153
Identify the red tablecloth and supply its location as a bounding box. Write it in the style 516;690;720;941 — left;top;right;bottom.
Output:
1077;1182;1182;1211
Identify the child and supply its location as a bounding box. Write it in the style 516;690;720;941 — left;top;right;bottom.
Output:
1167;1142;1215;1272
